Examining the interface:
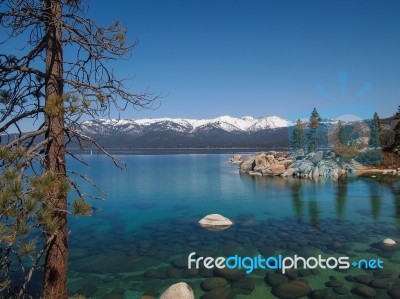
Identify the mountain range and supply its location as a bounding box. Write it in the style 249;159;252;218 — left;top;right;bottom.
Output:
79;115;293;148
1;115;394;149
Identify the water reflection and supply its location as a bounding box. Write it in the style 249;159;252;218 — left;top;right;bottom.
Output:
395;195;400;231
366;176;400;230
308;200;320;228
290;180;303;220
335;178;347;219
240;173;400;229
379;178;400;230
369;183;381;220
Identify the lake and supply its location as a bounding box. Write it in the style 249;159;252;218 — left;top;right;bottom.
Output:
64;154;400;299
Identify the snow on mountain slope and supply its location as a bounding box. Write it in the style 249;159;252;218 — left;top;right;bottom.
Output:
80;115;292;134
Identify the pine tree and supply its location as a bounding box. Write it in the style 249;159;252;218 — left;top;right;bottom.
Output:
290;119;305;151
307;108;322;152
0;1;155;297
369;112;382;149
338;121;348;146
394;105;400;147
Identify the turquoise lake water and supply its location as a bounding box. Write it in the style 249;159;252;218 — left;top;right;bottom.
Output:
61;154;400;299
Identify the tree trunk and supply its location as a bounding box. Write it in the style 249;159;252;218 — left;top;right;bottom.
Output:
43;0;68;298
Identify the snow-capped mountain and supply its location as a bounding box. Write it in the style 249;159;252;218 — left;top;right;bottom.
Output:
80;115;292;135
77;115;293;148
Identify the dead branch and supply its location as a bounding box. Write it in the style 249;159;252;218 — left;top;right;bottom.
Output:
4;126;48;149
64;127;125;168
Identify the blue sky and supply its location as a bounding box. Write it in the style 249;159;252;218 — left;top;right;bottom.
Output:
88;0;399;121
5;0;400;123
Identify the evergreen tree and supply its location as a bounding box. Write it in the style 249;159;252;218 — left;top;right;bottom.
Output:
394;105;400;147
307;107;322;152
0;1;155;297
369;112;382;149
337;121;348;146
290;119;305;151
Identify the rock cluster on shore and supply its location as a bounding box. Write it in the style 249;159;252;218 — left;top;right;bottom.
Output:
234;150;359;179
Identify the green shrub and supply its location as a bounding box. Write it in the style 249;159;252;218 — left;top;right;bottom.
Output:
356;149;383;166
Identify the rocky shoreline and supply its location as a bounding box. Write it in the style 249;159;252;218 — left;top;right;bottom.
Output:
230;150;400;179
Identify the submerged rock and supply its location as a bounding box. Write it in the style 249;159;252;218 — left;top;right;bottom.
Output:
160;282;195;299
333;287;349;295
272;280;312;299
200;277;228;291
370;278;390;289
373;269;393;279
354;275;374;285
172;257;188;269
102;288;125;299
352;285;376;298
201;287;233;299
213;268;244;281
388;287;400;299
325;280;342;287
198;214;233;231
265;272;289;287
231;276;255;293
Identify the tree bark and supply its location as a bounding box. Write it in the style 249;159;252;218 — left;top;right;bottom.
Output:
43;0;68;298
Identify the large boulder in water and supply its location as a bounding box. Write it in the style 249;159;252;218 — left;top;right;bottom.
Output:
160;282;195;299
268;164;286;175
199;214;233;231
383;238;397;247
239;157;255;173
373;238;400;251
255;153;270;168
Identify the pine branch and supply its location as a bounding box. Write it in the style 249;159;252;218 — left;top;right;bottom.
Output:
17;235;55;299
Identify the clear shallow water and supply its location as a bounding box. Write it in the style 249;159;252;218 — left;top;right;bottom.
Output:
64;154;400;299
